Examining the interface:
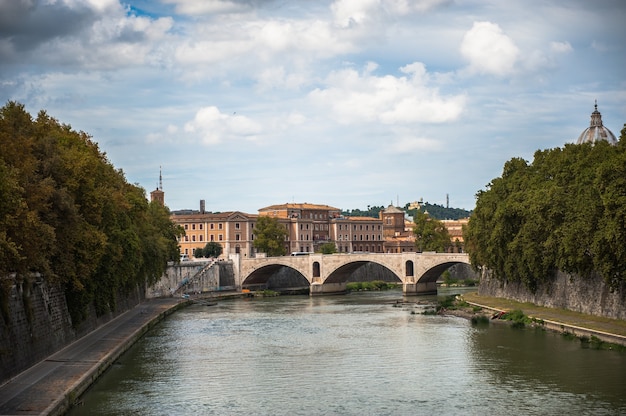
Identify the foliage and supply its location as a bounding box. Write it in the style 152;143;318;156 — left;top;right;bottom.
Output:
253;216;288;256
317;242;337;254
465;130;626;291
341;205;384;218
346;280;399;291
405;202;472;220
413;210;451;252
341;203;471;220
0;102;183;325
195;242;223;258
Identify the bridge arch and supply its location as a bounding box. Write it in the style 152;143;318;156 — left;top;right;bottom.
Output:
324;261;402;284
242;264;309;291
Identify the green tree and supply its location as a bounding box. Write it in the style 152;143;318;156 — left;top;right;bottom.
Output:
203;242;223;258
413;210;451;252
253;216;288;256
317;242;337;254
465;135;626;291
0;101;184;324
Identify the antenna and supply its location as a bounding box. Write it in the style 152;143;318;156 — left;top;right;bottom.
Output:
446;193;449;209
159;166;163;190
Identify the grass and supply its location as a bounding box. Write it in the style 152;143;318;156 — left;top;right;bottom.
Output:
463;292;626;337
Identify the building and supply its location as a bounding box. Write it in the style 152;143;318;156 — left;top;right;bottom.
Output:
172;208;258;258
576;101;617;145
168;196;466;259
442;218;469;253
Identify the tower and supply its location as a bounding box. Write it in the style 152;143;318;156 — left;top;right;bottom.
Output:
150;166;165;205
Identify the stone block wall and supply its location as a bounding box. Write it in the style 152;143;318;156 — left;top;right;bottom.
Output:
478;270;626;320
0;277;144;385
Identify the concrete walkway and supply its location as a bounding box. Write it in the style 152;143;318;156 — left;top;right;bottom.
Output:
0;297;186;416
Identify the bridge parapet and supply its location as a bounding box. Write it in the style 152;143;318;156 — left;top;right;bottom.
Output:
238;252;470;295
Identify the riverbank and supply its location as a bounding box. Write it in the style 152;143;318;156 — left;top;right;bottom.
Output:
0;297;188;416
446;291;626;347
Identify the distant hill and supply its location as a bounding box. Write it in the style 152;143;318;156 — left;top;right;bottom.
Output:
341;203;471;221
405;202;472;220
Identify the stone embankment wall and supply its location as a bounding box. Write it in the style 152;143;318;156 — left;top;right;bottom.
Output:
479;270;626;320
0;277;143;384
148;261;236;298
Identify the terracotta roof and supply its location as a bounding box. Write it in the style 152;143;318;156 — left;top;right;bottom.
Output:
258;202;341;212
346;216;381;222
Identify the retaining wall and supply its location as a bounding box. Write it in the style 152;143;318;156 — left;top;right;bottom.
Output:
478;270;626;320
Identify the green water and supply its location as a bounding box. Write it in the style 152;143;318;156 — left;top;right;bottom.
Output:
69;291;626;415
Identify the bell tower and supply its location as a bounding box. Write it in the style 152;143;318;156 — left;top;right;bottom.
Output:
150;166;165;205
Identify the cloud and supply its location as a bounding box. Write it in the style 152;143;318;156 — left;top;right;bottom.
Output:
309;61;466;125
460;21;520;76
550;41;572;54
183;106;262;145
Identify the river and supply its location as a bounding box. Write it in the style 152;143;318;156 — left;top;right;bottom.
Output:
69;290;626;415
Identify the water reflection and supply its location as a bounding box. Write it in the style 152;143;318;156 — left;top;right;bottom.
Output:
70;292;626;416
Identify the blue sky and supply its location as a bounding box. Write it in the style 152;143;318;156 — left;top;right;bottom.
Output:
1;0;624;213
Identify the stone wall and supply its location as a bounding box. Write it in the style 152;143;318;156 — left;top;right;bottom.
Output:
478;270;626;320
148;261;236;298
0;276;143;384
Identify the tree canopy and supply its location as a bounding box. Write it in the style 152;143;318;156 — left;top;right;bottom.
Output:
465;126;626;291
253;216;288;256
413;210;451;252
195;242;223;258
0;102;183;324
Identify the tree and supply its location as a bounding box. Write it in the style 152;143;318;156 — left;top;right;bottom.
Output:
0;101;184;325
465;136;626;291
203;242;223;258
253;216;288;256
317;242;337;254
413;210;451;252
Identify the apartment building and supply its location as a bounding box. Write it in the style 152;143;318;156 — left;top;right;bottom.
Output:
166;198;466;259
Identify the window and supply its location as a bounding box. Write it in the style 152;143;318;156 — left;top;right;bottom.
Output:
184;224;188;230
235;223;240;229
218;234;223;241
184;236;189;241
192;235;196;242
210;223;214;230
236;234;240;241
218;223;223;230
210;235;214;242
199;235;204;242
192;224;196;230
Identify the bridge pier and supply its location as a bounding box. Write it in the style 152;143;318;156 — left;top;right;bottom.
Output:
310;282;348;296
403;282;437;296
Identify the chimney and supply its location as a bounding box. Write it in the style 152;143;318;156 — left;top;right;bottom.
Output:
200;200;206;214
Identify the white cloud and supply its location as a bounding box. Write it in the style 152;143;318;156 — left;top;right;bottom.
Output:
183;106;262;145
386;135;442;154
309;61;465;124
162;0;244;15
550;41;572;54
460;21;520;76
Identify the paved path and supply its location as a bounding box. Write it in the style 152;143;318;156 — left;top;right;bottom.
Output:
0;297;185;416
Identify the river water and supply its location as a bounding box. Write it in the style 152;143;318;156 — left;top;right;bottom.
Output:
70;290;626;415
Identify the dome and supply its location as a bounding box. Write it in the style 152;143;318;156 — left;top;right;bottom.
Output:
576;101;617;145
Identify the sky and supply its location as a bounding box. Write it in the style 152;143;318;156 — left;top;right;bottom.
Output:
1;0;625;214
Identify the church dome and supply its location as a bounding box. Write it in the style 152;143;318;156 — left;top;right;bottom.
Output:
576;101;617;145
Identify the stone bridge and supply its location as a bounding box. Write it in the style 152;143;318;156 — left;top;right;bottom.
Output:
237;252;471;295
